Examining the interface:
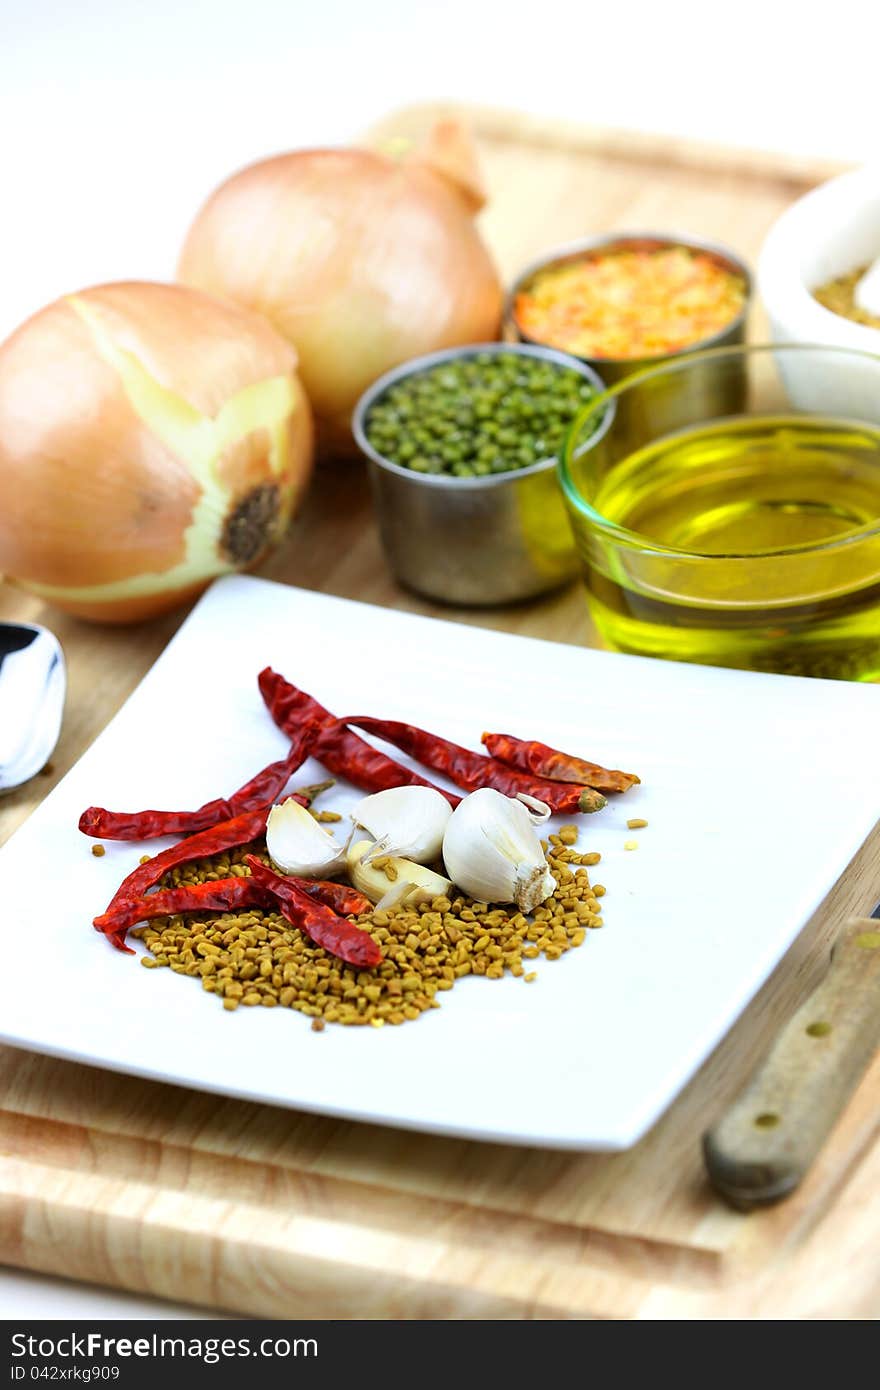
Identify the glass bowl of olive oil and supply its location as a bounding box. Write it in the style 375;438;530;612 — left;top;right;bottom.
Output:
559;343;880;679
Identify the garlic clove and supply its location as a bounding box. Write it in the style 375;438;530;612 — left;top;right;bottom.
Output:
441;787;556;912
350;785;452;864
374;880;420;913
347;839;453;907
266;796;347;878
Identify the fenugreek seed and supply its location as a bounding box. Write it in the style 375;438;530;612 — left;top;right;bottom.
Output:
223;997;239;1011
91;845;105;858
140;956;158;968
559;825;578;845
137;832;599;1027
383;862;398;881
139;854;152;865
627;818;648;829
311;1018;325;1032
583;852;601;865
593;884;606;897
624;840;638;851
370;1017;385;1028
524;972;538;983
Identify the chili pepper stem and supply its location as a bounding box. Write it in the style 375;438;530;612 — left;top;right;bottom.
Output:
579;788;608;814
294;779;335;805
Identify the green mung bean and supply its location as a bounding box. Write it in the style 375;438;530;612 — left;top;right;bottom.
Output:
365;351;598;478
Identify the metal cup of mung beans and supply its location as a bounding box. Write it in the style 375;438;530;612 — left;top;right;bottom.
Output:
352;343;611;606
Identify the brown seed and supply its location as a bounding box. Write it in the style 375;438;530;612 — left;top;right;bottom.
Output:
91;845;105;858
135;835;603;1027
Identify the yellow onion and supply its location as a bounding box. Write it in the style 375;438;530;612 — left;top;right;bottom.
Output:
177;120;504;453
0;281;313;622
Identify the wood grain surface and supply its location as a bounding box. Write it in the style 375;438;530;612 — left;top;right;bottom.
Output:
0;104;876;1319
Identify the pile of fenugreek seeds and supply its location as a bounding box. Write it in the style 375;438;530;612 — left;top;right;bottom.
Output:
132;826;605;1029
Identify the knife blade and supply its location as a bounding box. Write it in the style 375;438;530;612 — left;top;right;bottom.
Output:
703;911;880;1210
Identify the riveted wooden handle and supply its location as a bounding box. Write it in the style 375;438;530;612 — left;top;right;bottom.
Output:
703;918;880;1210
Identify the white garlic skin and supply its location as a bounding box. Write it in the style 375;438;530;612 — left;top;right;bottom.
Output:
441;787;557;912
350;785;452;863
265;797;347;878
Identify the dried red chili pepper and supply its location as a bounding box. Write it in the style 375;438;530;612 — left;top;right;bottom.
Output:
97;807;271;953
79;724;319;841
297;879;373;918
342;717;607;814
481;732;640;794
245;856;382;968
258;668;460;806
96;877;274;935
96;874;373;938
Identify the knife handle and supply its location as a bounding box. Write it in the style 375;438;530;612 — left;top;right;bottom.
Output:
703;918;880;1210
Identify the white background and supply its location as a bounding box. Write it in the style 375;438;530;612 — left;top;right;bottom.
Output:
2;0;879;1321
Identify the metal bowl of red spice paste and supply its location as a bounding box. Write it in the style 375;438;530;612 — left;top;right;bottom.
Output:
507;231;752;385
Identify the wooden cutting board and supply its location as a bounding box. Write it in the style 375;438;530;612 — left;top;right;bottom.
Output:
1;104;877;1320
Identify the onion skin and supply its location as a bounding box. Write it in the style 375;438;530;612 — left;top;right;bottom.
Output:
0;281;313;622
177;130;504;454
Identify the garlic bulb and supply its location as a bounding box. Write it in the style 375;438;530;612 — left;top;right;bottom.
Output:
350;786;452;864
347;839;453;907
441;788;556;912
266;797;347;878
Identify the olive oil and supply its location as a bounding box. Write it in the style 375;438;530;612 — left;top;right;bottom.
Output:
585;415;880;679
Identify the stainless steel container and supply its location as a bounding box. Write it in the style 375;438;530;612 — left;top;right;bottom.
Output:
352;344;611;606
507;231;753;387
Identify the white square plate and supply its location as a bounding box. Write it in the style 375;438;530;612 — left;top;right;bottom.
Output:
1;575;878;1150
